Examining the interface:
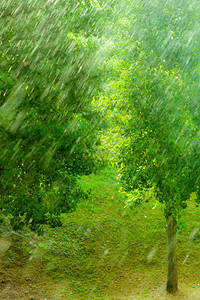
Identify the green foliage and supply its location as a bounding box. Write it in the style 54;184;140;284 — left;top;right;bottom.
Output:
103;1;200;218
0;0;110;231
118;61;200;216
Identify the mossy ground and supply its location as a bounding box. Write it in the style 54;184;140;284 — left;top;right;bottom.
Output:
0;166;199;299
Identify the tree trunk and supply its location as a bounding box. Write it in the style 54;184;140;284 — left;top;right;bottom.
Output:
166;215;178;294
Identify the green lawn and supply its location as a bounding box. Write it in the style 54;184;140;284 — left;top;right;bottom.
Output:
0;166;199;299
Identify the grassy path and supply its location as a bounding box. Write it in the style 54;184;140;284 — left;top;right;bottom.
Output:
0;166;199;299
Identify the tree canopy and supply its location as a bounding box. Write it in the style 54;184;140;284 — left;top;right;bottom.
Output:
0;0;111;231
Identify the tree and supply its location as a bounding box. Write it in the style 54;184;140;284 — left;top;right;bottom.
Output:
107;0;200;293
0;0;109;232
117;54;200;293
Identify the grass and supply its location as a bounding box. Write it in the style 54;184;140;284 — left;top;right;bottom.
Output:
0;165;199;299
